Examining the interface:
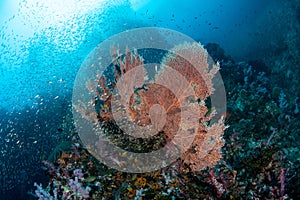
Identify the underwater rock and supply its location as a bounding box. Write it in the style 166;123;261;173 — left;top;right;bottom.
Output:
205;43;233;63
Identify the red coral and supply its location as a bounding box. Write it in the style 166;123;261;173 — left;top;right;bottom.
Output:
89;43;226;171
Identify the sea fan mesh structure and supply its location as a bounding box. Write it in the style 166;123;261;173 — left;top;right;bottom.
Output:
76;42;226;171
158;42;227;171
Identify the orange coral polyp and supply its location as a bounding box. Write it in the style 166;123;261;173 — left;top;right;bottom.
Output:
135;177;147;188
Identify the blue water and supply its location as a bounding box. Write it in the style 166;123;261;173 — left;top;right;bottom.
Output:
0;0;299;199
0;0;276;111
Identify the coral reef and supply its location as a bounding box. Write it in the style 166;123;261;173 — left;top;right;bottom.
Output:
33;43;300;199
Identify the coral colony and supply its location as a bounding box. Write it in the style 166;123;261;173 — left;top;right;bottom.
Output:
34;42;228;199
32;42;297;199
80;42;226;171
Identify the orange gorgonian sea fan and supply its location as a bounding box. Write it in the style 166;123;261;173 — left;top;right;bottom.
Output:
81;42;227;171
158;42;227;171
